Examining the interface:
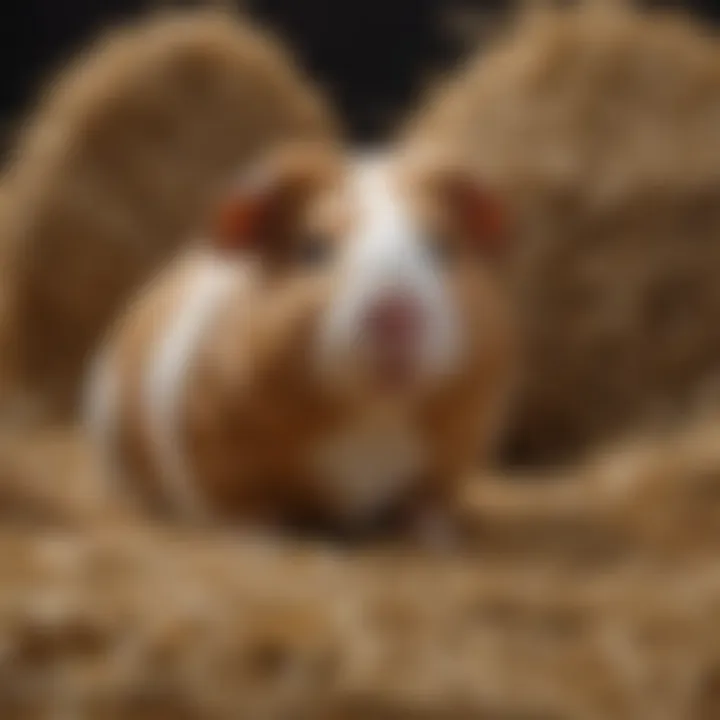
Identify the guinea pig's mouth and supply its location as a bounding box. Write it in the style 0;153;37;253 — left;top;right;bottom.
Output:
317;289;459;398
367;351;422;392
318;341;426;399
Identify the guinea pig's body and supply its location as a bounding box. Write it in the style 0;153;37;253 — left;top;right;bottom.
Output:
87;148;515;537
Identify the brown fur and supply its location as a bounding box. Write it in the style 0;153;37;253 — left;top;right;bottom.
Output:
407;2;720;467
0;10;338;423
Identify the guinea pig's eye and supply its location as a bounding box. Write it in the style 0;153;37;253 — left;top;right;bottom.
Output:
426;235;456;265
294;234;333;267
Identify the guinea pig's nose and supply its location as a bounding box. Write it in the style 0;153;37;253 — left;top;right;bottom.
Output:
364;294;425;347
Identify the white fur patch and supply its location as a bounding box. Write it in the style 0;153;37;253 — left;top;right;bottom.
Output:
311;411;424;521
143;251;240;521
319;154;461;379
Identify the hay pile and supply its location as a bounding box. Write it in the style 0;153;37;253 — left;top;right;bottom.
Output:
0;9;337;421
408;1;720;467
2;3;720;718
0;423;719;718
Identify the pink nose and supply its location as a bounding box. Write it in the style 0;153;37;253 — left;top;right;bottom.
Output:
363;294;425;349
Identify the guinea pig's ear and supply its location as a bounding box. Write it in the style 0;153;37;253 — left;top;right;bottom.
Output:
404;143;509;257
210;144;339;252
441;172;508;257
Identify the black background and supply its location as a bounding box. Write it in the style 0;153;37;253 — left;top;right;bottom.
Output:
0;0;718;144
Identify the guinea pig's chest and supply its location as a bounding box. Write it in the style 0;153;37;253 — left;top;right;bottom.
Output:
308;411;425;519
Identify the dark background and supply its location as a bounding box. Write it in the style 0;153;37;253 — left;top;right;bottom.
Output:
0;0;718;145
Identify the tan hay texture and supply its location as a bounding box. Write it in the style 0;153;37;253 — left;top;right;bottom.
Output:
408;2;720;466
0;421;719;718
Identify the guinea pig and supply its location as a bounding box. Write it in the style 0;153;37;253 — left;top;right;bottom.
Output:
84;142;516;544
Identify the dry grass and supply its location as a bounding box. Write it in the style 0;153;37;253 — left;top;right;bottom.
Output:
0;423;719;718
407;1;720;467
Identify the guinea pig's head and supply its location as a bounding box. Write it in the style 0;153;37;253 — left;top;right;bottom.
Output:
209;141;510;405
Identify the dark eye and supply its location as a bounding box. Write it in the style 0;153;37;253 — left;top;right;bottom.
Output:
426;235;456;265
294;235;332;267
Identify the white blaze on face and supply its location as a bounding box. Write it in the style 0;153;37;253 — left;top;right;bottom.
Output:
319;153;461;381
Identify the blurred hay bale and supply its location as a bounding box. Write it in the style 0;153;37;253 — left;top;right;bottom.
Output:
0;419;718;716
408;2;720;466
462;413;720;562
0;10;337;423
0;425;128;527
0;526;712;718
